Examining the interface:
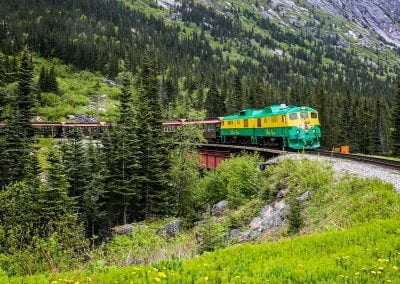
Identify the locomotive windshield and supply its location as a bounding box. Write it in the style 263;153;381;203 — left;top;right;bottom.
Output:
311;112;318;118
300;112;308;119
289;113;298;120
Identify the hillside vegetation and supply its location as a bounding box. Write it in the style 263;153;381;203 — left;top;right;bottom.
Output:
10;218;400;283
5;156;400;282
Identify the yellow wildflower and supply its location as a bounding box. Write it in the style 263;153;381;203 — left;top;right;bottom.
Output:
158;272;167;278
204;276;209;281
371;271;377;274
154;277;161;282
392;266;398;271
386;280;392;283
379;267;384;270
355;272;360;276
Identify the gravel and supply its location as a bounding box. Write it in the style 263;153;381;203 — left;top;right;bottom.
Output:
273;153;400;192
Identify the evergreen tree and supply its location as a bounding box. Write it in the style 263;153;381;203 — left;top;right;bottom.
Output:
83;143;107;246
16;50;35;139
61;129;89;212
38;66;48;93
41;148;76;222
391;79;400;156
205;75;221;117
137;50;172;218
227;74;243;113
47;66;59;94
371;99;384;155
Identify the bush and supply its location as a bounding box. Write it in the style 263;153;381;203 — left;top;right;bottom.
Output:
196;154;264;208
195;216;227;253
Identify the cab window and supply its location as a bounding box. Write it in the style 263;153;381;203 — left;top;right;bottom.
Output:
300;112;308;119
311;112;318;119
289;113;298;120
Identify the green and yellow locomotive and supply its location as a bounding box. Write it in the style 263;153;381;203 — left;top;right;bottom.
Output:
220;104;321;149
163;104;321;150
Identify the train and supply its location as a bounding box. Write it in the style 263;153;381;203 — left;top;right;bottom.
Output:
163;104;321;150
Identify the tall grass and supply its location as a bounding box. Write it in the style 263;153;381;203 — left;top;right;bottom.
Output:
11;218;400;283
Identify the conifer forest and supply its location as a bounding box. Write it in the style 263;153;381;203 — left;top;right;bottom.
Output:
0;0;400;281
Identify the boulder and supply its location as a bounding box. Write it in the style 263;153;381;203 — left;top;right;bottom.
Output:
158;220;182;238
297;191;311;202
249;200;287;233
111;223;136;235
236;230;261;242
277;188;288;199
211;200;228;217
229;229;241;238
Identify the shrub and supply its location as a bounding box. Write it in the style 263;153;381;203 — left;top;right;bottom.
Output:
196;154;264;208
195;216;228;253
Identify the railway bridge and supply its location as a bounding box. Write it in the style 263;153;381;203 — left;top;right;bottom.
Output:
2;122;400;171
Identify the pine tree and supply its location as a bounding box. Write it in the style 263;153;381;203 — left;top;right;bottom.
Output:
47;66;59;94
83;143;107;246
39;148;76;226
137;50;172;218
371;99;384;155
227;74;243;113
16;50;35;139
391;79;400;156
205;75;221;117
38;66;48;93
61;129;89;212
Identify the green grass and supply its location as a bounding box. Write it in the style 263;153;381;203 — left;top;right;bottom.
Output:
31;57;120;122
10;217;400;283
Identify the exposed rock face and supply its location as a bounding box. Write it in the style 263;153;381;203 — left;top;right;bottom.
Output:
297;191;311;203
111;224;137;235
212;200;229;217
234;200;288;242
249;200;288;232
306;0;400;47
158;220;182;238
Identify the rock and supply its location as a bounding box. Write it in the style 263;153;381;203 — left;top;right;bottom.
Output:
297;191;311;202
277;188;288;199
229;229;241;238
211;200;228;217
158;220;182;238
249;200;287;233
111;223;136;235
236;230;261;242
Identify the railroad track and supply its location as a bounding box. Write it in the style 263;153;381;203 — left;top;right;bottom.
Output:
195;143;400;171
304;150;400;171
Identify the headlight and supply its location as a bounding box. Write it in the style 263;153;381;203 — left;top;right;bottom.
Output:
296;130;300;134
313;129;316;132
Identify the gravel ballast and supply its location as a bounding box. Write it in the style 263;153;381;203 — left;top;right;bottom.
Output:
274;153;400;192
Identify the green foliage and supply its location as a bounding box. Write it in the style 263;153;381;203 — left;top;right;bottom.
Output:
195;215;228;253
197;154;264;208
169;123;204;220
391;79;400;156
287;196;303;234
225;199;264;229
14;218;400;283
91;224;197;267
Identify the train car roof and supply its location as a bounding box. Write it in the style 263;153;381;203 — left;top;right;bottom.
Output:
222;105;318;120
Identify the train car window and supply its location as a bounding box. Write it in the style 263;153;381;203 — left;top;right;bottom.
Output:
300;112;308;119
236;120;240;125
257;118;261;127
264;118;268;123
282;115;286;123
289;113;298;120
272;116;277;123
311;112;318;119
244;119;248;128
